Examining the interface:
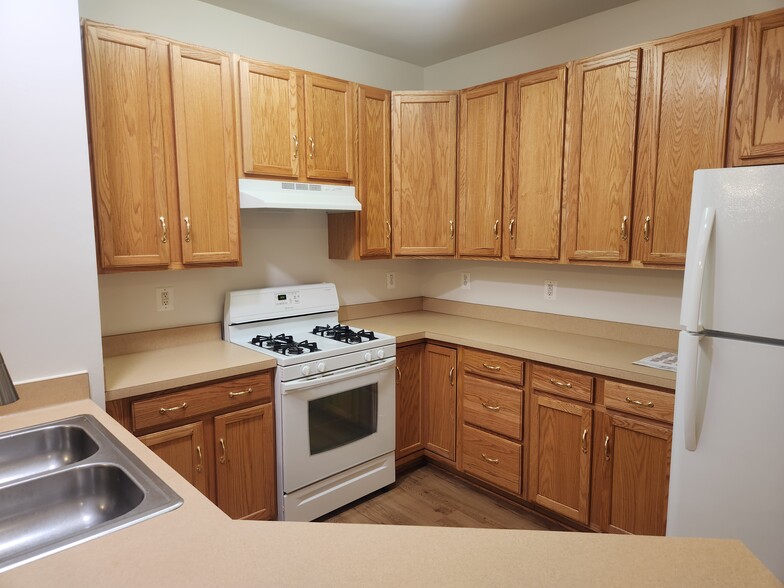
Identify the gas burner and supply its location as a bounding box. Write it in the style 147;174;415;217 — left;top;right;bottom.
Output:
312;324;378;344
250;334;320;355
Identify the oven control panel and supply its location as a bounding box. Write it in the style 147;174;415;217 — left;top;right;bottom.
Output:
274;291;301;307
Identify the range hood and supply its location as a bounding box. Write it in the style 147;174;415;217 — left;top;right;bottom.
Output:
239;179;361;212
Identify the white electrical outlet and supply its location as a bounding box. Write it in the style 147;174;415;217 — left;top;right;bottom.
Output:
544;280;557;301
156;287;174;311
386;272;396;289
461;272;471;290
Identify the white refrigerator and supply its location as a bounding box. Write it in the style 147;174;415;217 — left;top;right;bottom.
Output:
667;165;784;580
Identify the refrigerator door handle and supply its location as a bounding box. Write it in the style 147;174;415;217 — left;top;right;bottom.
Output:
676;331;702;451
681;207;715;332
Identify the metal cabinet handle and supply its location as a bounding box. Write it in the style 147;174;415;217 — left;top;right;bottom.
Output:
159;216;168;244
509;219;516;240
549;378;572;389
184;216;191;243
196;445;203;472
292;134;299;159
493;219;500;239
626;396;654;408
449;366;455;386
621;215;629;241
386;221;392;241
643;215;651;242
481;453;500;464
159;402;188;415
396;366;402;383
229;387;252;398
308;136;315;159
219;438;226;464
581;429;588;454
482;363;501;371
449;220;454;239
604;435;611;461
480;399;501;412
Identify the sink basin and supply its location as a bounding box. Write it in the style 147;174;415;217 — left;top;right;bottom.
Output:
0;415;182;572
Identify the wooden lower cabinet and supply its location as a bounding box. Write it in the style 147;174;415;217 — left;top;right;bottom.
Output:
396;343;425;460
462;424;521;494
423;343;457;461
140;421;209;497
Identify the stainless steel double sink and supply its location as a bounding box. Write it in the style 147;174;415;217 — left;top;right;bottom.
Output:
0;414;182;573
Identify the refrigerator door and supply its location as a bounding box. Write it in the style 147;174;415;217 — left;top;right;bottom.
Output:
681;165;784;340
669;332;784;580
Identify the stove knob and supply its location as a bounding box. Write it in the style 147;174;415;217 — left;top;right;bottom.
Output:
376;349;385;359
363;352;372;362
317;362;326;373
301;365;311;377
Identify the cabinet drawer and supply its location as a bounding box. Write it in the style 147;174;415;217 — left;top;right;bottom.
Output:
462;424;521;494
604;381;674;424
462;348;524;385
531;364;593;403
463;374;522;440
132;372;273;431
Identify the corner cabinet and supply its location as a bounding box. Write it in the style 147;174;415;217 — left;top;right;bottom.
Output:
83;23;240;271
392;92;458;257
395;342;425;461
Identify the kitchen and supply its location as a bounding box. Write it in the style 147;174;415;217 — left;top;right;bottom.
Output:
2;0;784;584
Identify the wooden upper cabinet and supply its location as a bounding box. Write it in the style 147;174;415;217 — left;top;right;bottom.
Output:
423;343;457;461
565;49;641;262
304;74;355;181
734;9;784;165
357;85;392;257
504;66;567;260
84;25;173;269
635;26;733;266
458;82;505;257
392;92;458;257
237;60;300;177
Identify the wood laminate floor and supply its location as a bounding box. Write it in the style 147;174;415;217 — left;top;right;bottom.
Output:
321;465;565;531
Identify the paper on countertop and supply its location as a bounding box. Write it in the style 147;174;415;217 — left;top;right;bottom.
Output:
633;352;677;372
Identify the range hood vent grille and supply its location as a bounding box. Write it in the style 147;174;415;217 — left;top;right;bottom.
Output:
239;179;361;212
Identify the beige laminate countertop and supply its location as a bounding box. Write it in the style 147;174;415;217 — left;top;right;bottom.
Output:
1;400;778;587
353;311;677;389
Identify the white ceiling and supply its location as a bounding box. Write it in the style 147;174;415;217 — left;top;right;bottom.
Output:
200;0;640;66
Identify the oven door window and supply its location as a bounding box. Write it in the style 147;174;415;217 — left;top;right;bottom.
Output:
308;384;378;455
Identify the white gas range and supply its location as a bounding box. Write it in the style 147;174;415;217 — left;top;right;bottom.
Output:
223;283;396;521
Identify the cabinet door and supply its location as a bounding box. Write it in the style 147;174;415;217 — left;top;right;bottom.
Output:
171;44;240;265
238;60;300;177
357;85;392;257
529;393;593;524
735;10;784;165
396;343;424;459
392;92;458;256
423;343;457;461
304;74;355;181
565;49;640;262
504;66;566;260
601;413;672;535
139;421;209;498
214;404;276;520
84;25;173;269
458;82;505;257
636;27;732;265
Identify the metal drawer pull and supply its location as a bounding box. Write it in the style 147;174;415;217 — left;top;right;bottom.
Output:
449;220;454;239
581;429;588;454
604;435;611;461
480;399;501;412
493;219;500;239
625;396;654;408
549;378;572;389
292;134;299;158
219;438;226;464
308;136;315;159
509;219;516;239
448;366;455;386
621;215;629;241
481;453;499;464
482;363;501;371
159;402;188;415
196;445;203;472
184;216;191;243
228;387;253;398
643;215;651;241
386;221;392;240
159;216;168;243
396;366;402;383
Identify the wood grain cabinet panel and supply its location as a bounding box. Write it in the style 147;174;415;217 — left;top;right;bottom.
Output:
603;381;674;423
396;343;424;459
423;343;457;461
462;348;524;386
304;74;355;181
458;82;505;257
734;9;784;165
635;26;733;265
140;421;209;498
392;92;458;257
462;424;522;494
565;49;641;262
504;66;567;260
462;374;522;441
531;364;594;403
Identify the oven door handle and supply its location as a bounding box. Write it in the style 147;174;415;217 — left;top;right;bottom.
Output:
280;357;396;393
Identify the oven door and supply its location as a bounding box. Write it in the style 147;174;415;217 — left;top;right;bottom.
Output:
279;357;395;493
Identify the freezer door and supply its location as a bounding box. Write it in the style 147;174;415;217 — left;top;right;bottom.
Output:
669;332;784;581
681;165;784;340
